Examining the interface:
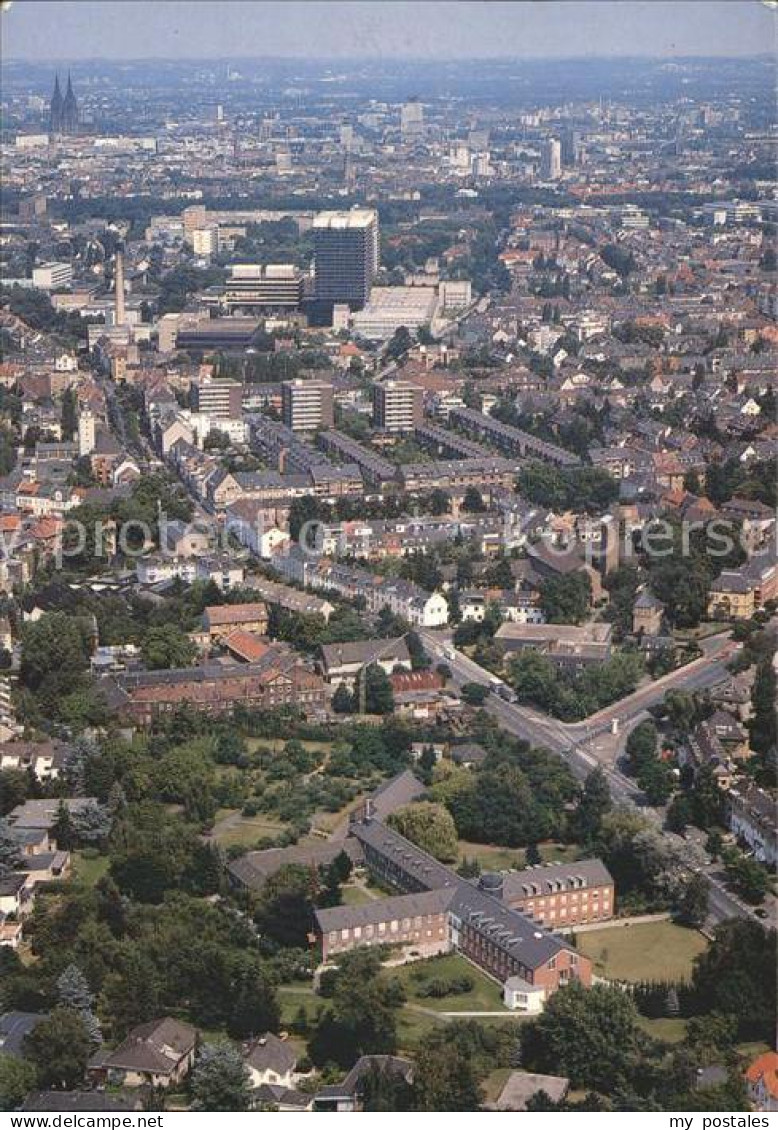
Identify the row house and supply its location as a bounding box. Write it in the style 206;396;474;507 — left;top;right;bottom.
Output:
727;784;777;865
275;549;449;628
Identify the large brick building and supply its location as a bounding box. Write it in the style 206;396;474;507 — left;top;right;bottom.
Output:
101;654;326;725
499;859;614;928
312;792;599;1013
317;888;452;962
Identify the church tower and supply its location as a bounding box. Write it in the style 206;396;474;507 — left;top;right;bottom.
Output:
49;74;63;135
61;73;79;135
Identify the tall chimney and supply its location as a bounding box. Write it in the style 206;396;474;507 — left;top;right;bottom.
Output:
114;249;126;326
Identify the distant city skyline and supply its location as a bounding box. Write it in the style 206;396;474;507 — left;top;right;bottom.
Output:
2;0;775;62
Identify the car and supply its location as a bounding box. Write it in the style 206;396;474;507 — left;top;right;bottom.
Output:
754;907;768;919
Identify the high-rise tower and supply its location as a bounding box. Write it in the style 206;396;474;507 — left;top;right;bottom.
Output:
313;209;379;310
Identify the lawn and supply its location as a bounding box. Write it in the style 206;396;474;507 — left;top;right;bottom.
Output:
277;984;320;1032
209;808;290;847
457;840;581;871
390;952;508;1013
341;883;383;906
246;738;335;756
310;792;368;836
637;1016;688;1044
71;850;110;886
577;921;708;983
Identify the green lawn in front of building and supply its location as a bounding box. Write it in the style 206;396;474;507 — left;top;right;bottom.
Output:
577;921;707;983
390;952;508;1013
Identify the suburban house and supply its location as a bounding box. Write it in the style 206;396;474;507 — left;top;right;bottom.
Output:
313;1056;414;1113
488;1071;570;1111
243;1033;298;1090
0;738;72;780
7;798;97;832
318;637;411;688
745;1052;778;1112
203;601;269;640
88;1018;197;1089
0;1012;48;1057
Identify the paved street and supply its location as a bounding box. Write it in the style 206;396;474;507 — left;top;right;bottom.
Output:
419;628;768;929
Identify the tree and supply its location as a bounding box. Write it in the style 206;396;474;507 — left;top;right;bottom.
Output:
140;624;197;670
705;830;723;861
460;682;489;707
190;1042;252;1112
0;1055;37;1112
574;767;612;843
429;489;451;516
23;1008;91;1090
98;949;163;1040
462;487;485;513
625;721;658;775
387;802;459;863
412;1042;483;1111
386;325;413;361
0;819;23;878
665;793;692;834
254;863;318;949
689;764;725;830
749;658;777;756
724;855;769;905
56;964;102;1047
308;950;403;1069
637;759;675;806
354;663;395;715
332;682;354;714
525;842;542;866
60;388;78;440
51;800;76;851
19;612;92;707
520;981;644;1092
225;952;281;1040
692;919;776;1041
676;873;709;928
538;572;591;625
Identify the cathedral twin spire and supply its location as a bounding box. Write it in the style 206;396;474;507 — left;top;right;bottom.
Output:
50;72;79;135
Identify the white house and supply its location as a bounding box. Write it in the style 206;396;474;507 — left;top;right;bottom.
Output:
503;976;547;1014
243;1034;298;1090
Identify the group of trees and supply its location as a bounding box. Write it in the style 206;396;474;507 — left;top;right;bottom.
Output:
623;720;675;806
387;802;459;863
508;648;645;722
538;572;592;625
640;516;745;629
431;735;578;848
332;664;395;715
518;462;619;514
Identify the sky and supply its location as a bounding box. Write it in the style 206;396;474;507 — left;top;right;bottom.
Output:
2;0;776;61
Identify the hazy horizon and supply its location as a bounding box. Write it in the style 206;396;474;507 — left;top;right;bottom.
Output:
2;1;776;62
